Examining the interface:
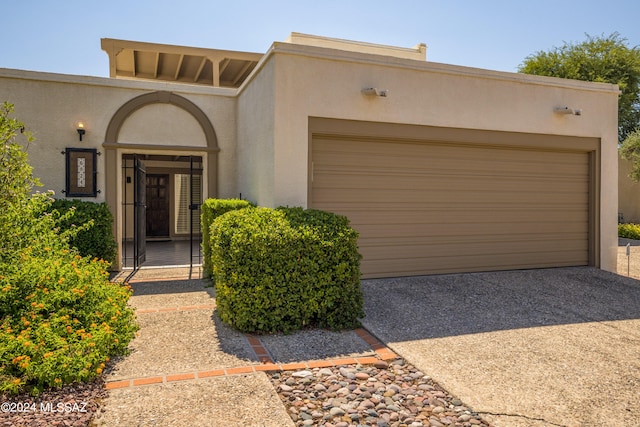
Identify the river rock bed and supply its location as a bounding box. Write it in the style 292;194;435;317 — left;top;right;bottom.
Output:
268;358;490;427
0;378;105;427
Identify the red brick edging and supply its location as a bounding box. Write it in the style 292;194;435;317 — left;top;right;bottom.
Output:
105;327;397;390
136;304;216;314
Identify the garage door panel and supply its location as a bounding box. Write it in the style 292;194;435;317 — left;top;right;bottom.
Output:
361;250;588;278
314;173;587;193
321;208;586;226
311;134;591;278
313;189;587;206
354;221;587;239
360;237;586;259
314;138;589;176
358;231;587;247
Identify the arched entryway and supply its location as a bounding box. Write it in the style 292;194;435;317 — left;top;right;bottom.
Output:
103;91;219;270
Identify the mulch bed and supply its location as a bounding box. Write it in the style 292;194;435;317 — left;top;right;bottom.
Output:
0;378;106;427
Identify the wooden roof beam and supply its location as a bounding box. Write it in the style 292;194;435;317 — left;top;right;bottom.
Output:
153;51;160;78
174;54;185;80
232;61;254;86
219;58;231;75
194;56;207;82
131;49;137;77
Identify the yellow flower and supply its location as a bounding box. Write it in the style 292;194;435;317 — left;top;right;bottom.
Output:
96;367;103;374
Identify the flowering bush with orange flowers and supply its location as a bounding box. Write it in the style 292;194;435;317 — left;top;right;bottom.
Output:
0;102;137;395
0;248;137;395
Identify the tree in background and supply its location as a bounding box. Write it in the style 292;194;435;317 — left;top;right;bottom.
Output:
619;129;640;181
0;102;38;207
519;33;640;143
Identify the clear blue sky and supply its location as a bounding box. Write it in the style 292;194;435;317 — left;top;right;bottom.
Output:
3;0;640;77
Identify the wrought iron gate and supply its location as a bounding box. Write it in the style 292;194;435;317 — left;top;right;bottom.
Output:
122;154;146;269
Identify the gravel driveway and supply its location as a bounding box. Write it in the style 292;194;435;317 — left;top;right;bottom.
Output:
361;266;640;427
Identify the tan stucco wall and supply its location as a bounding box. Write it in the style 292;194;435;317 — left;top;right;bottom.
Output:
0;68;239;270
236;58;276;206
238;42;619;272
285;32;427;61
0;69;239;202
619;156;640;223
118;104;207;147
0;34;620;273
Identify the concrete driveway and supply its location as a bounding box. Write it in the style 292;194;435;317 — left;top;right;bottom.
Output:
360;267;640;427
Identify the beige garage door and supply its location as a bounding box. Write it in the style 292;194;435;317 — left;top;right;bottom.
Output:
311;132;593;278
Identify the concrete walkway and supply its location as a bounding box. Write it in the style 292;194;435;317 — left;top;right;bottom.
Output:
97;259;640;427
95;269;396;426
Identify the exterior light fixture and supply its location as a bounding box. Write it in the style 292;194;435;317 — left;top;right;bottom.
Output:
76;121;86;141
362;87;388;97
554;106;582;116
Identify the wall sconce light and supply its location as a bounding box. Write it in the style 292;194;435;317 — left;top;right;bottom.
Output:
362;87;388;97
554;106;582;116
76;121;86;141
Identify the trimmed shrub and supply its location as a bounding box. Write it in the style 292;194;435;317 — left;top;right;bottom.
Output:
619;223;640;240
211;206;363;334
201;198;254;277
47;199;117;264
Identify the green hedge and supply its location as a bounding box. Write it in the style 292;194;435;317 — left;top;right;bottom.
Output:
201;198;254;277
211;206;363;334
619;223;640;240
47;199;117;264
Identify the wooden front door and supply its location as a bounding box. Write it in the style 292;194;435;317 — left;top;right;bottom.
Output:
146;174;170;238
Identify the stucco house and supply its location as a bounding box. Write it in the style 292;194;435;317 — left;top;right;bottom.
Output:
0;33;619;278
619;157;640;223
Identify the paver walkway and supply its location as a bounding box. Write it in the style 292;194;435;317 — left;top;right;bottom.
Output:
94;269;397;426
